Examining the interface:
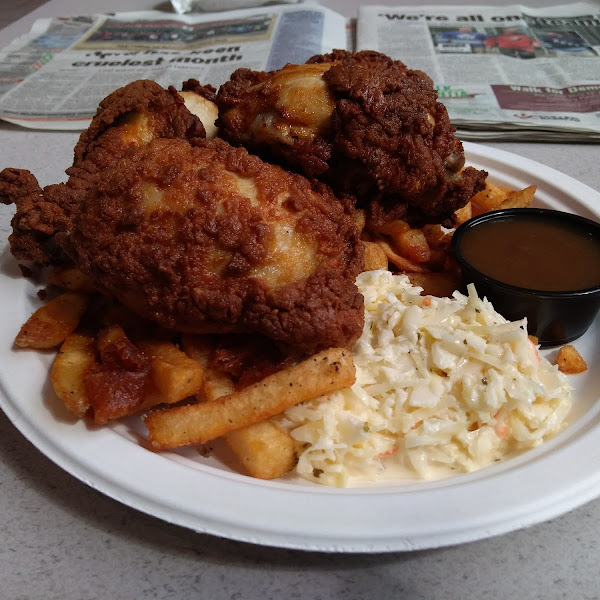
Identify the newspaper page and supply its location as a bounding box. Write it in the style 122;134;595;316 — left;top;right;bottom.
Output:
0;5;347;130
357;3;600;140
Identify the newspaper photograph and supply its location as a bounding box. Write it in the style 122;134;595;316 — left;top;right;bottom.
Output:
358;3;600;140
0;5;346;129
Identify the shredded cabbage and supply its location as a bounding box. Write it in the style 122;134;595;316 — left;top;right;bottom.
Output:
276;270;572;487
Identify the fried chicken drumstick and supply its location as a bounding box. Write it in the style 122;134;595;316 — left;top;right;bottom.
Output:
0;80;364;353
216;50;487;227
0;80;209;265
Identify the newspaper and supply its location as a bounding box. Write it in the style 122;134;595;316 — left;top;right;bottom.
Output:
1;2;600;140
357;3;600;141
0;5;346;129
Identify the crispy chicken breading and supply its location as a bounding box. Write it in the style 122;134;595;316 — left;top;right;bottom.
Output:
1;53;485;354
216;50;487;227
68;137;365;352
1;79;364;352
0;79;207;265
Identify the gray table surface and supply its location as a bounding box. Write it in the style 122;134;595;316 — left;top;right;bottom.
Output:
1;1;600;599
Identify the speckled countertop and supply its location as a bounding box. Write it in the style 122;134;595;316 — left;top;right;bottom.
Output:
1;1;600;599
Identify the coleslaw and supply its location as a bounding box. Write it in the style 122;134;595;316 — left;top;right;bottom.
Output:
277;270;573;487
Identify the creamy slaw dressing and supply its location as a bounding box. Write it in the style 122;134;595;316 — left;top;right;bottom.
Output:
277;270;572;487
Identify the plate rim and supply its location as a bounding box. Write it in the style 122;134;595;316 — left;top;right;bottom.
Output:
1;141;599;553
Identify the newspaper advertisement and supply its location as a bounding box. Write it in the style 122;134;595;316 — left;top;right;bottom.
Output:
0;5;347;129
358;3;600;140
3;3;600;139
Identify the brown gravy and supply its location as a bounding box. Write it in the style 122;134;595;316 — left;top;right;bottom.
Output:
459;216;600;291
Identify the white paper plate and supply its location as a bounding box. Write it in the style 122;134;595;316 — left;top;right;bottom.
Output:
1;142;599;553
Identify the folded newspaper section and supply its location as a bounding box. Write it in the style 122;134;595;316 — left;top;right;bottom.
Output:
358;3;600;141
1;2;600;139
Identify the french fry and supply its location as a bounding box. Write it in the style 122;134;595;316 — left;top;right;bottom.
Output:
496;185;536;210
181;334;297;479
47;266;96;293
421;224;452;251
199;368;235;403
145;347;355;449
374;220;415;258
556;344;587;374
395;229;432;264
86;325;154;424
50;332;96;417
453;201;472;226
376;239;430;273
224;421;296;480
363;241;389;271
470;181;512;215
374;219;411;237
96;323;131;356
138;340;204;404
181;334;235;401
15;292;89;349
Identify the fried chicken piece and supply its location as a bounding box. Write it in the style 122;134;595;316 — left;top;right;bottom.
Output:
0;79;207;265
1;81;362;352
216;50;487;227
0;168;64;265
180;79;219;138
68;137;364;353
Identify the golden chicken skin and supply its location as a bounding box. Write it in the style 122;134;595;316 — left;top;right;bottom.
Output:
66;137;364;353
0;79;208;265
1;80;364;353
216;50;487;228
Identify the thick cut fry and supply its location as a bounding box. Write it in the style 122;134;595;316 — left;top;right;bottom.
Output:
497;185;536;210
396;229;432;263
48;266;96;293
15;292;89;349
181;334;235;401
363;241;389;271
453;201;472;226
421;224;452;251
96;323;129;354
145;348;355;448
86;324;154;424
138;340;204;404
181;334;298;479
376;239;430;273
556;344;587;374
407;271;463;298
470;182;536;215
224;421;296;479
201;367;235;402
469;181;512;215
50;332;97;417
374;219;410;237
